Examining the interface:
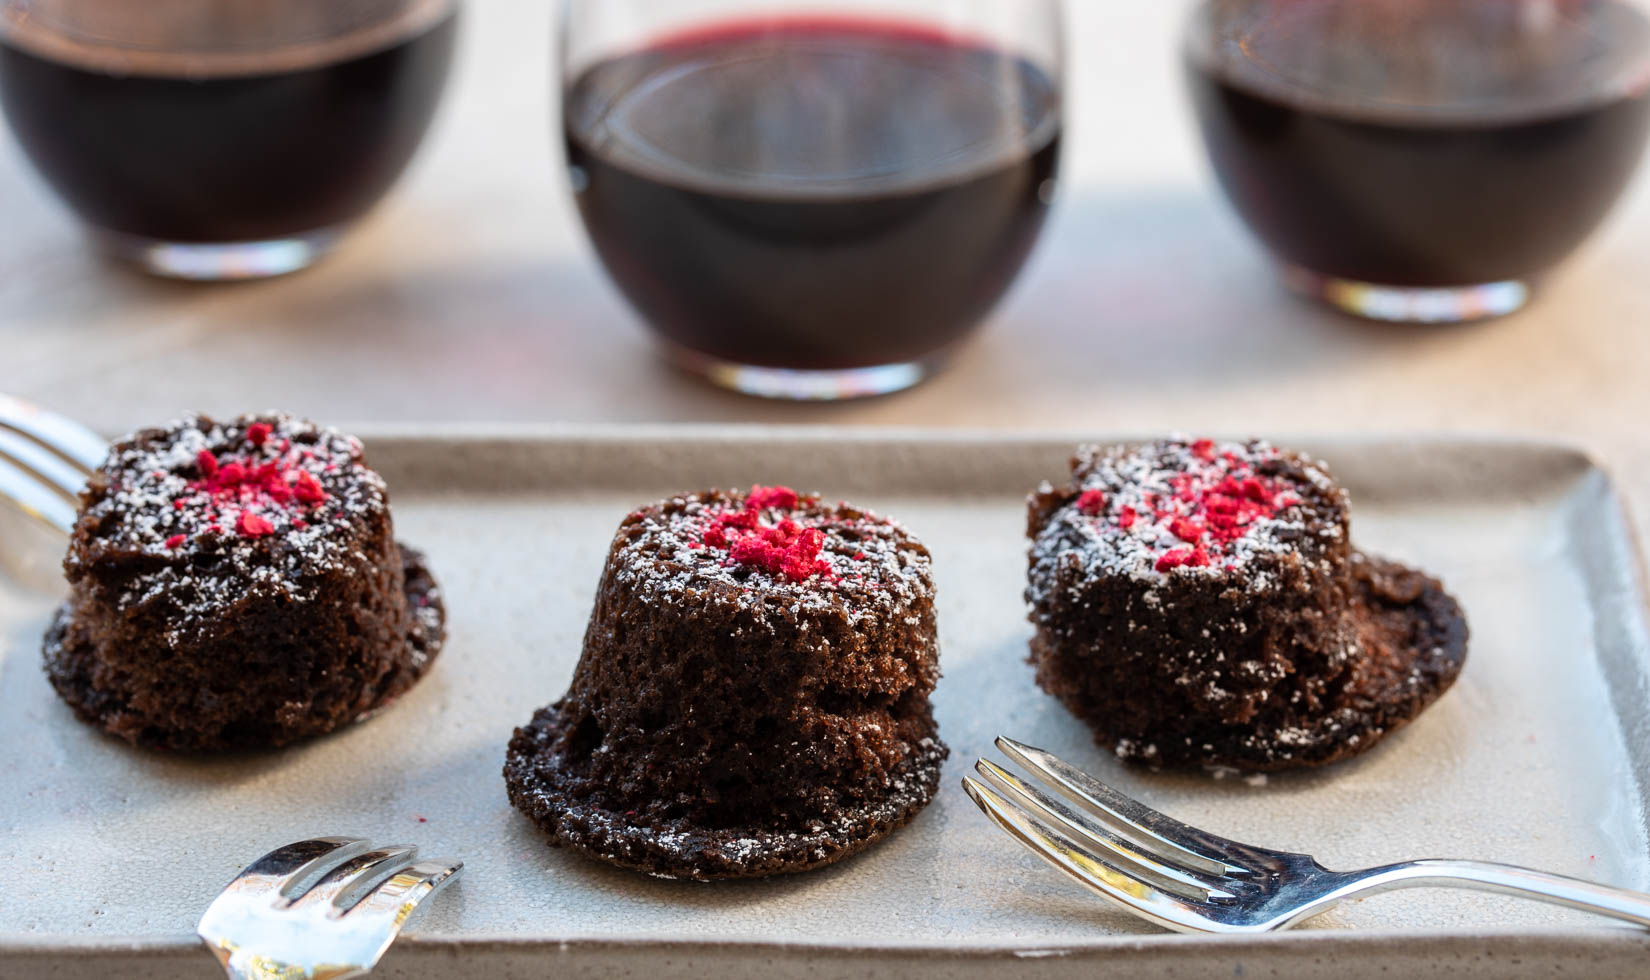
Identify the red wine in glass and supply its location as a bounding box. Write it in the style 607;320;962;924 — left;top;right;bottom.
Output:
1186;0;1650;322
0;1;457;278
564;18;1062;395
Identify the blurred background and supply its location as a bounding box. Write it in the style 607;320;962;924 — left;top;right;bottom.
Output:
3;0;1650;510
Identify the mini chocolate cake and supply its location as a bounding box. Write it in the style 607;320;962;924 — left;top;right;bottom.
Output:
43;413;444;751
1026;439;1467;771
505;486;947;880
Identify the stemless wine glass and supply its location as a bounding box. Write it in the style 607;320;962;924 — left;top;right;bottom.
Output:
0;0;459;280
1186;0;1650;323
560;0;1064;400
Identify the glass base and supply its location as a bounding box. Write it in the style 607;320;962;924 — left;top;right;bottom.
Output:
667;344;938;401
91;226;343;281
1280;264;1531;323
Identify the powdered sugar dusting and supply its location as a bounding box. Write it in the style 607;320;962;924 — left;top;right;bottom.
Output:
609;488;931;626
1030;438;1346;591
67;413;392;631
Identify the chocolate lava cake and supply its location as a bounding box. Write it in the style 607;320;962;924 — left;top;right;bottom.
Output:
505;486;947;880
43;413;445;751
1026;439;1467;771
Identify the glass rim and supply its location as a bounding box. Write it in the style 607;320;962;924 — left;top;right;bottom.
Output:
557;0;1067;83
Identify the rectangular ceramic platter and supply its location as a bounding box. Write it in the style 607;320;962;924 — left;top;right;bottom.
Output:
3;428;1649;980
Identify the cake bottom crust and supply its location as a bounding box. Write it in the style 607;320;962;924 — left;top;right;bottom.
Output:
43;543;446;752
504;703;948;880
1037;553;1469;772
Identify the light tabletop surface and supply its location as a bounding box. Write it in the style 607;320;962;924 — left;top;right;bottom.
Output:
4;1;1650;528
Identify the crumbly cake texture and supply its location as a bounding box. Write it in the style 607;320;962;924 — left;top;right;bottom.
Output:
505;486;948;880
1026;439;1468;772
42;412;445;751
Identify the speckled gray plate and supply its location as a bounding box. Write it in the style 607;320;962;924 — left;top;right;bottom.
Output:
3;428;1649;979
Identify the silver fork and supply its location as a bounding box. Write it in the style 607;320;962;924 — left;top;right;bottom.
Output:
963;736;1650;934
198;837;463;980
0;392;108;535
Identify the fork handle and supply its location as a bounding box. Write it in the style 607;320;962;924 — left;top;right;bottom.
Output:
1350;859;1650;927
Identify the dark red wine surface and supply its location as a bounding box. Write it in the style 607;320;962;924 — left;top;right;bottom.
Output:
0;6;457;243
1187;0;1650;287
565;20;1061;371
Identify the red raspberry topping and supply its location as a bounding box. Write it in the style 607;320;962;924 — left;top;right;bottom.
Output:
170;429;334;542
746;485;799;511
294;470;326;505
1078;440;1305;574
237;512;275;538
1170;517;1204;543
702;486;837;583
1156;547;1211;573
1076;489;1106;516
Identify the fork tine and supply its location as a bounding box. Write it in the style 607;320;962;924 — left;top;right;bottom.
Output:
326;858;463;974
997;737;1252;875
0;393;106;474
198;838;371;938
0;429;89;502
238;837;374;901
0;399;100;537
0;455;77;535
288;846;423;915
199;838;463;980
346;858;463;920
962;776;1222;935
974;759;1235;899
